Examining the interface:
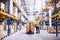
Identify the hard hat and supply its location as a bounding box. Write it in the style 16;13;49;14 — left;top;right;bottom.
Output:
36;17;38;20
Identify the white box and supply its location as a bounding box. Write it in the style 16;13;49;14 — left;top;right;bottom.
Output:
0;2;5;10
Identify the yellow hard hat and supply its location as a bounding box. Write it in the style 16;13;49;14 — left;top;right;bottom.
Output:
36;17;38;20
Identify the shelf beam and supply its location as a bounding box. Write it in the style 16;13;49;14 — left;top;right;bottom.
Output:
0;10;19;20
49;13;59;18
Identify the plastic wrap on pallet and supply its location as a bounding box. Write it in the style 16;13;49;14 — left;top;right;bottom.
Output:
0;2;5;10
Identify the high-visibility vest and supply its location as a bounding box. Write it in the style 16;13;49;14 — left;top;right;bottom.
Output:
35;20;39;27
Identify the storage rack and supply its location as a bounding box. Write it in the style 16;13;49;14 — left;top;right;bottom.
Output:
0;0;27;39
46;0;60;36
41;0;60;36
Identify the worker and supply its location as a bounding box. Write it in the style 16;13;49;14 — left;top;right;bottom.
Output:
35;17;40;33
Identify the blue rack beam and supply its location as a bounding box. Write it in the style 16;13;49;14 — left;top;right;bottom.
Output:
7;0;10;36
54;0;58;37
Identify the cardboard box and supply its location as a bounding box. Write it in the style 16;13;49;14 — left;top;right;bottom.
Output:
18;12;20;19
5;2;8;12
10;25;14;34
0;31;4;39
26;23;29;33
13;7;18;17
0;2;5;10
31;22;34;33
15;0;18;4
0;25;4;39
18;0;21;6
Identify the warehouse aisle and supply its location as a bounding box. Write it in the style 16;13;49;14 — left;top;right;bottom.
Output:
3;27;60;40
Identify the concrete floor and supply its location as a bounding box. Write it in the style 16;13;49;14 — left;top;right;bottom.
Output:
3;28;60;40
